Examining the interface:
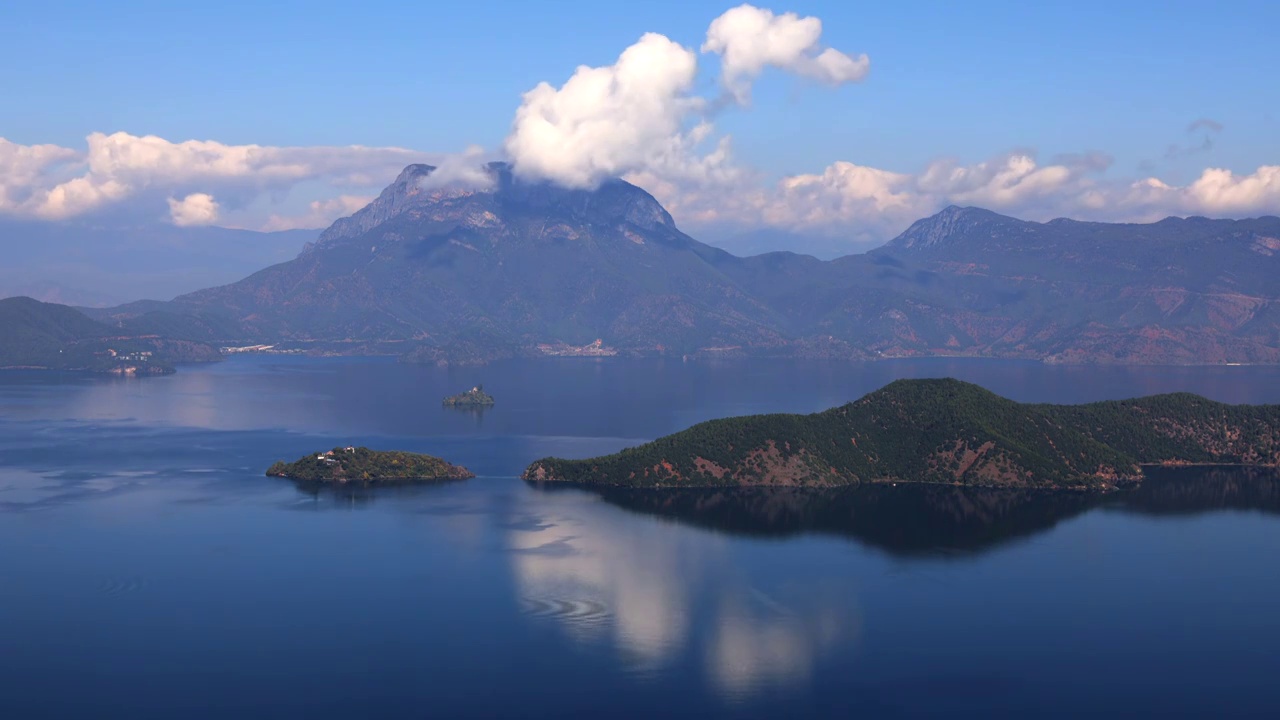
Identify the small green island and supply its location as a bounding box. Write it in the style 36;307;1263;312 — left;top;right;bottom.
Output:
522;378;1280;491
267;446;474;484
443;384;495;407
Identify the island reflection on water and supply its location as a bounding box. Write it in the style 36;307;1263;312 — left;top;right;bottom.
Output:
286;465;1280;556
586;466;1280;556
6;356;1280;716
282;466;1280;704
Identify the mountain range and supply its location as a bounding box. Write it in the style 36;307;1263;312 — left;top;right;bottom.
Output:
20;162;1280;365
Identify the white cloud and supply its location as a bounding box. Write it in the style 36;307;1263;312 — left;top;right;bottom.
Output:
0;137;80;211
497;5;1279;247
505;32;710;189
167;192;220;226
702;4;870;103
658;153;1280;246
3;4;1277;252
505;5;868;190
0;132;430;226
1181;165;1280;215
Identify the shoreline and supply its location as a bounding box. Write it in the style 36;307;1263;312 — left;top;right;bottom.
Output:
523;463;1280;494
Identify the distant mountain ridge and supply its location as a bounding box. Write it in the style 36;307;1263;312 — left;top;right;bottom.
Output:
0;296;220;373
0;218;315;306
79;164;1280;365
883;205;1023;251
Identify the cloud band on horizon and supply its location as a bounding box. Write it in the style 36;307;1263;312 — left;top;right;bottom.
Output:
1;4;1278;248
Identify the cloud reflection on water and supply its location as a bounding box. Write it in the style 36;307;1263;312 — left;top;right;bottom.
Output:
507;490;861;697
707;590;855;701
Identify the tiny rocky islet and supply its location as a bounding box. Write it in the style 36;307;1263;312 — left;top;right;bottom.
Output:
442;384;496;407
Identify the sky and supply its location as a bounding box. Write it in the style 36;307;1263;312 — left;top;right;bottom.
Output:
2;0;1278;253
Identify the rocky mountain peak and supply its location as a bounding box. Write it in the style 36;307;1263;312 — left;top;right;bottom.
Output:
311;162;677;252
883;205;1025;253
314;164;440;247
492;165;675;232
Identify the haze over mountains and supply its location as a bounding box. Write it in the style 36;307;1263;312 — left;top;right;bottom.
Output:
0;295;220;372
0;218;315;306
56;162;1273;366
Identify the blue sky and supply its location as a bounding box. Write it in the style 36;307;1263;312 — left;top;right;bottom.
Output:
1;0;1277;246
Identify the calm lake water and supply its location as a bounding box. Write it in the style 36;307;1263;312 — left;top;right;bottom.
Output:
2;356;1279;719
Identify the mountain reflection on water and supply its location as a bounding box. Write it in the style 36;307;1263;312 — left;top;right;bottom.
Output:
586;466;1280;557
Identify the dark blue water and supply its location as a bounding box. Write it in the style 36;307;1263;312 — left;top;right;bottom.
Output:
2;356;1279;718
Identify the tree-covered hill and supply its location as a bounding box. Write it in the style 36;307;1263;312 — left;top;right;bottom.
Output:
523;379;1280;490
0;296;220;373
267;446;475;484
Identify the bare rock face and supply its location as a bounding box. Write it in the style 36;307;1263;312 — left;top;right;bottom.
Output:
317;164;438;246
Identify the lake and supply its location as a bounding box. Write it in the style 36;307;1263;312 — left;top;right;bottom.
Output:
2;356;1279;718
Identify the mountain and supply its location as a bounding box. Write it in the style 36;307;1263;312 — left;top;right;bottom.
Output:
0;218;315;306
523;378;1280;489
690;226;880;259
855;207;1280;363
712;206;1280;364
118;163;788;360
91;165;1280;364
0;296;220;373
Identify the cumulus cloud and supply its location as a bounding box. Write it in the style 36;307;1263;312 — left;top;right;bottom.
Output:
505;32;709;189
0;138;81;211
167;192;220;226
702;4;870;103
658;151;1280;246
505;4;868;189
1179;165;1280;215
3;8;1277;252
498;7;1278;249
0;131;430;226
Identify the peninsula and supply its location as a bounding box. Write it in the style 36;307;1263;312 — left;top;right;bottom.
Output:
443;385;495;407
267;446;474;484
522;379;1280;491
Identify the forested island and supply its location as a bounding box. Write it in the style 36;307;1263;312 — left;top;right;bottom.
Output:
522;379;1280;491
267;446;474;484
443;385;495;407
